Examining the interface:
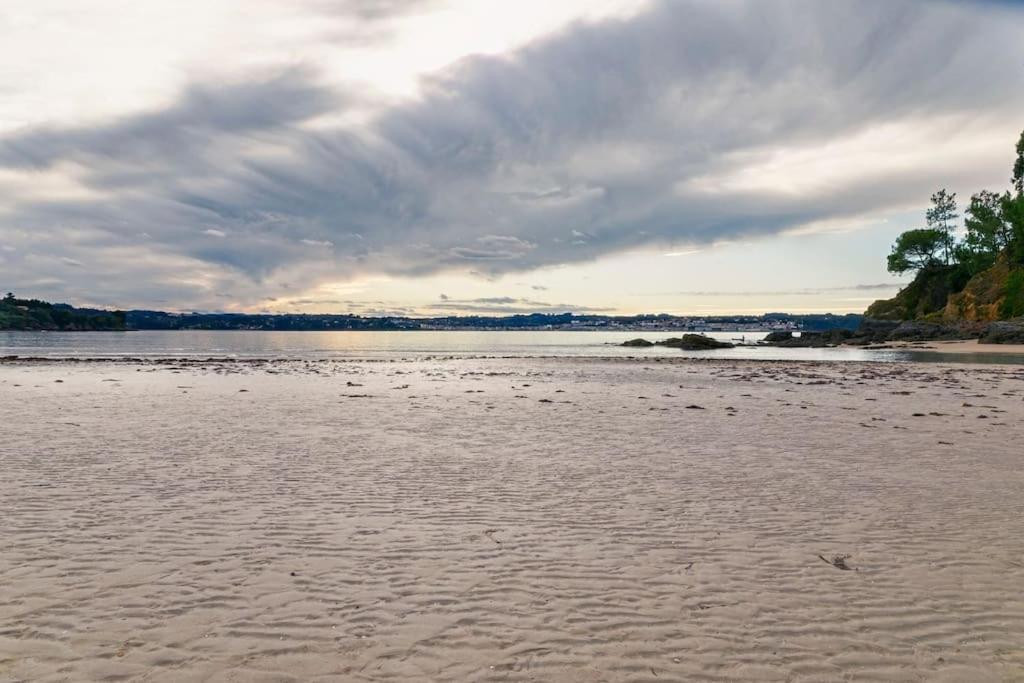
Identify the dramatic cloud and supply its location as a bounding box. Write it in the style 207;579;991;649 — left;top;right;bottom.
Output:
1;0;1023;309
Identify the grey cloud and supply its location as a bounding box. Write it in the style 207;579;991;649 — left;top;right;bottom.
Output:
847;283;909;291
1;0;1022;308
314;0;437;21
427;296;614;314
468;297;518;304
447;235;536;260
0;67;337;170
430;303;613;314
311;0;441;47
289;298;351;305
661;283;908;297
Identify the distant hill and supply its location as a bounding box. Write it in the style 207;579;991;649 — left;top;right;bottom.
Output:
0;294;127;331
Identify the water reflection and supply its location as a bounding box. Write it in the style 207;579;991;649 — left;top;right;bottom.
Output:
891;349;1024;365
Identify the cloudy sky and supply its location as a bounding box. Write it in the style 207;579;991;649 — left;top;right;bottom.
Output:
1;0;1023;316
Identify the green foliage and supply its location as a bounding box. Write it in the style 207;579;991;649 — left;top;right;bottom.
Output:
877;129;1024;322
1014;129;1024;195
955;190;1017;276
961;190;1012;268
954;243;994;278
925;189;958;265
1004;191;1024;264
887;228;945;274
1001;270;1024;319
0;293;126;331
867;265;960;320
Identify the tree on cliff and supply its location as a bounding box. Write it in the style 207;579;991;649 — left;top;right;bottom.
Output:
926;189;958;265
1006;192;1024;264
958;190;1014;273
886;228;946;274
874;129;1024;322
1013;128;1024;195
1009;129;1024;262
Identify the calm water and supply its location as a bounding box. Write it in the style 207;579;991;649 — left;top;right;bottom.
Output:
3;329;1023;364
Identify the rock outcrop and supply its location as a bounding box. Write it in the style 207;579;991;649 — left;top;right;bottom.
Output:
865;266;967;321
849;318;901;344
944;256;1024;323
761;328;856;347
862;251;1024;340
980;317;1024;344
888;321;979;341
762;331;794;343
621;335;734;351
665;334;734;350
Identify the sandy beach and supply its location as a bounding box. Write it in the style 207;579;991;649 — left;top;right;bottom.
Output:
2;356;1024;682
885;339;1024;356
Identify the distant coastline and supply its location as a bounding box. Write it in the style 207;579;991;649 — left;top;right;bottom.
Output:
1;296;862;333
0;294;126;331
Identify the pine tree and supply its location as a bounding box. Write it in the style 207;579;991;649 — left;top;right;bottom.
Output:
925;189;958;265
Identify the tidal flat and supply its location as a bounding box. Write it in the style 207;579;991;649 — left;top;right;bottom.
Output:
2;356;1024;681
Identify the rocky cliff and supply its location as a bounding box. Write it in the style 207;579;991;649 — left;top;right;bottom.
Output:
943;255;1024;322
866;256;1024;324
864;266;967;321
860;254;1024;344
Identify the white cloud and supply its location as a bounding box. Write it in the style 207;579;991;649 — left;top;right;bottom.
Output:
0;0;1022;310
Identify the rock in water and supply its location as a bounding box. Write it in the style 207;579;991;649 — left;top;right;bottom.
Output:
621;335;734;350
762;329;854;347
661;334;734;350
762;330;793;343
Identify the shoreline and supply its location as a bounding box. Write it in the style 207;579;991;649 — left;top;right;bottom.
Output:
0;351;1002;364
8;339;1024;367
2;345;1024;366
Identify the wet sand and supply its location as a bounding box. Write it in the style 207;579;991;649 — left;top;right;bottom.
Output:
2;356;1024;681
889;339;1024;356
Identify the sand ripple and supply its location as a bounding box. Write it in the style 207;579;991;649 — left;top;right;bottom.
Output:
2;357;1024;681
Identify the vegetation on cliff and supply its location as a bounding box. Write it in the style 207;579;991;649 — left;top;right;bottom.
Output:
869;129;1024;323
0;293;126;331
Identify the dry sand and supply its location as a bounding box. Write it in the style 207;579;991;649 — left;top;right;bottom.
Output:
2;356;1024;682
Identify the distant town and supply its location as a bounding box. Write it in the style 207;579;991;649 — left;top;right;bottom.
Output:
3;293;863;332
126;310;863;333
